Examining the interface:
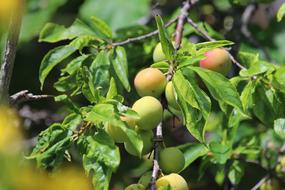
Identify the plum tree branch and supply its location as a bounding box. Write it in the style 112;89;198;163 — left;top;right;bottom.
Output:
251;176;268;190
111;17;178;47
186;17;247;70
150;122;163;190
150;2;197;189
9;90;53;105
0;1;24;102
174;0;191;49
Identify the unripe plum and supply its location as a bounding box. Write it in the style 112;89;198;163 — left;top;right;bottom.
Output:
156;173;188;190
134;68;167;98
199;48;232;76
124;130;153;157
153;42;166;62
159;147;185;174
153;41;177;62
125;184;145;190
275;156;285;179
165;81;180;110
132;96;163;130
260;178;281;190
138;171;152;187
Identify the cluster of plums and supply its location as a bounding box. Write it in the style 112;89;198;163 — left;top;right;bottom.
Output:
107;42;232;190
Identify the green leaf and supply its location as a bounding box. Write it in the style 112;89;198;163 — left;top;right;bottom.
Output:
27;123;72;169
155;15;175;61
39;19;97;43
81;131;120;190
177;55;205;69
79;0;150;31
90;51;111;92
151;61;169;73
83;159;112;190
252;85;276;126
70;35;102;50
277;3;285;22
61;55;90;75
111;46;130;91
20;0;68;42
240;80;256;112
239;60;274;77
209;142;232;164
109;119;143;155
39;45;77;89
91;16;112;38
195;40;234;54
274;118;285;139
54;73;78;92
157;185;172;190
80;67;98;103
85;104;115;124
190;66;243;113
237;51;258;68
106;78;118;99
178;143;208;169
272;66;285;93
173;71;205;142
84;132;120;171
182;68;211;119
228;161;244;185
62;113;82;131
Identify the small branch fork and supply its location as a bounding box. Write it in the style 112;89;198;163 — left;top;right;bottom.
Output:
9;90;53;105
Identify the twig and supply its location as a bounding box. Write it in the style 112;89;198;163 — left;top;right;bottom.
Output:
150;122;163;190
0;1;23;102
174;0;191;49
251;176;268;190
112;17;178;47
186;17;247;70
187;17;215;41
9;90;53;105
241;5;271;61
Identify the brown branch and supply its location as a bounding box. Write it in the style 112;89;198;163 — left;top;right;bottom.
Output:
174;0;191;49
112;17;178;47
251;176;268;190
9;90;53;105
150;122;163;190
0;1;24;102
186;17;247;70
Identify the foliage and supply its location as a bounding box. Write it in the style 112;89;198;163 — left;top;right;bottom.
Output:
5;0;283;189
